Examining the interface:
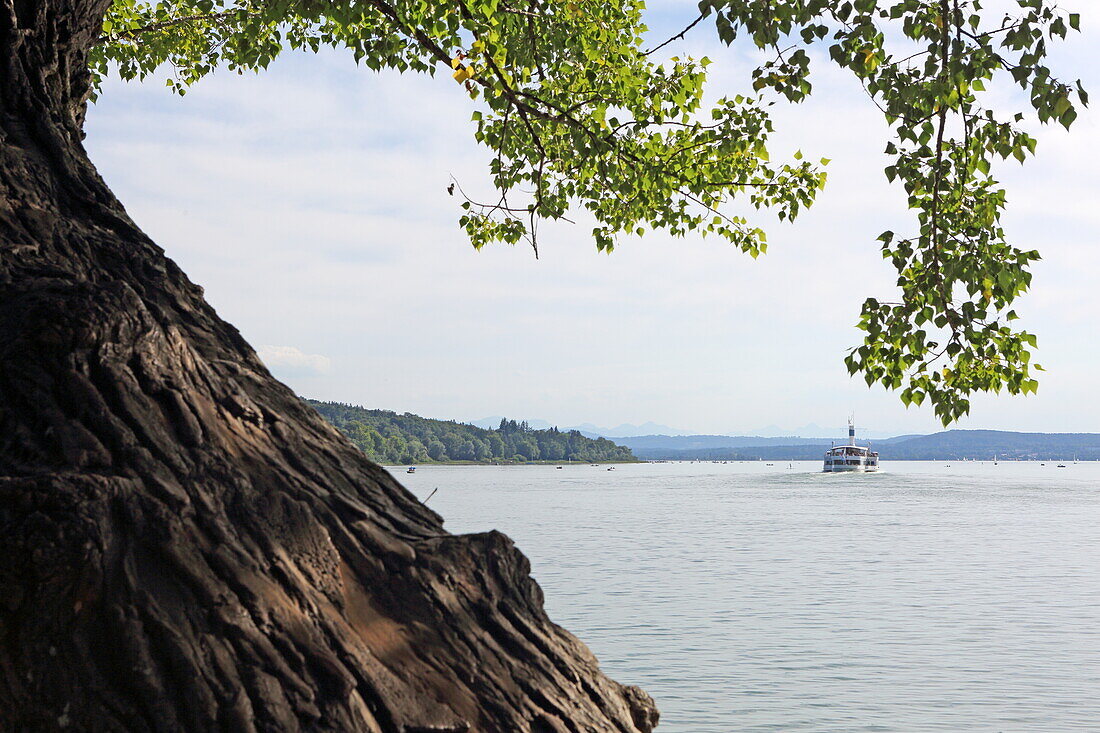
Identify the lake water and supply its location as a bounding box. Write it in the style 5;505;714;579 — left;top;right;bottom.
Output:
400;461;1100;731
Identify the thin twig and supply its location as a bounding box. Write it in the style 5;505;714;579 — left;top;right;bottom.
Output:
644;12;706;56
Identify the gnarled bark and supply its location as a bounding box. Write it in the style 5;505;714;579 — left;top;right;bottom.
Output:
0;2;658;730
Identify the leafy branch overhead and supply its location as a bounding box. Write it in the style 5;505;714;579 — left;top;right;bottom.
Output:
703;0;1084;424
93;0;1085;424
94;0;825;259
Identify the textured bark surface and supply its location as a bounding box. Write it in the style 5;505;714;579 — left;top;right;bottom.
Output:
0;2;658;730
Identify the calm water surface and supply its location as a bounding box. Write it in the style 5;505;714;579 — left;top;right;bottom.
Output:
402;461;1100;731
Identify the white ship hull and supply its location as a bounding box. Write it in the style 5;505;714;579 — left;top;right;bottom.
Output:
823;462;879;473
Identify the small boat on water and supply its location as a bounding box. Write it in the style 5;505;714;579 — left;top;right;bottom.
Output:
823;419;879;473
406;467;416;474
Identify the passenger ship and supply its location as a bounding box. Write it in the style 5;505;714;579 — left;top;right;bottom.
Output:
823;420;879;472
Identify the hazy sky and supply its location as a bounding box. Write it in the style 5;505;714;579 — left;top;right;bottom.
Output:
83;2;1097;436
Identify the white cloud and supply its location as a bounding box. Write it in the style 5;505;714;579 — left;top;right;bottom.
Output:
257;345;332;378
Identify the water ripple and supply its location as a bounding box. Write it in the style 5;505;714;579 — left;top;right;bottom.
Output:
414;461;1100;732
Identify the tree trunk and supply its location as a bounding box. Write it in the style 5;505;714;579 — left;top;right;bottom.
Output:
0;2;658;731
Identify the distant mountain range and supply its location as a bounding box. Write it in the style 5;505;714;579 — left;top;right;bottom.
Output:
626;430;1100;461
412;412;1100;461
618;435;834;452
745;423;901;439
617;432;921;454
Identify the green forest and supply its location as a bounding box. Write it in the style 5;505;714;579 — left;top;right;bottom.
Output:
309;400;637;465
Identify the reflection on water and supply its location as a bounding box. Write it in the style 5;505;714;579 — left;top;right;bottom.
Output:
405;461;1100;732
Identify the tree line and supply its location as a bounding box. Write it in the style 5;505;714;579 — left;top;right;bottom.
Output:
308;400;636;465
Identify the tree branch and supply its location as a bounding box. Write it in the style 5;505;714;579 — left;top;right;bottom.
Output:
644;12;706;56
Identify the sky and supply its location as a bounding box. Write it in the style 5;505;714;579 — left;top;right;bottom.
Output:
83;1;1098;437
